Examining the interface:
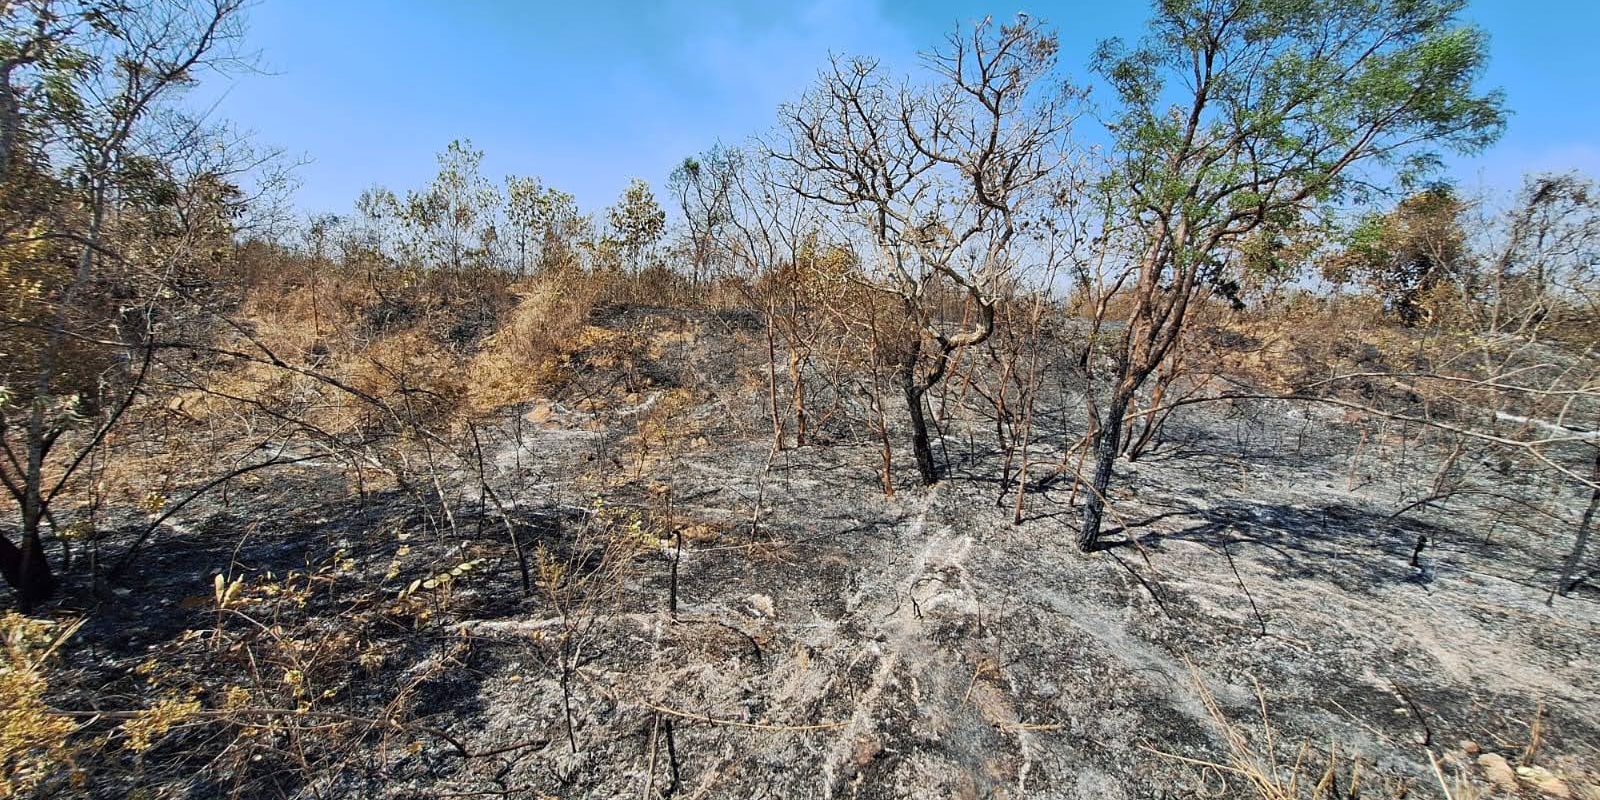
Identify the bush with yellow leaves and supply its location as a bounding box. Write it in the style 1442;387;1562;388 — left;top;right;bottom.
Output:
120;696;202;754
1;613;82;798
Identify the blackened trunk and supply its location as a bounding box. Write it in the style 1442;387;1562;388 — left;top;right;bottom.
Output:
0;67;19;179
1554;453;1600;599
1078;392;1130;552
897;341;939;487
0;525;57;611
904;380;938;486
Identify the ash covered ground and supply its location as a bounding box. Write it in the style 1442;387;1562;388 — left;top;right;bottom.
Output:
53;307;1600;799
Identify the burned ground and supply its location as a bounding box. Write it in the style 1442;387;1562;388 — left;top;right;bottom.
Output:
22;306;1600;800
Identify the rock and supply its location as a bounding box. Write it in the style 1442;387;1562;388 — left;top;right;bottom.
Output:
851;734;883;769
744;593;774;618
1460;739;1482;755
1479;753;1519;794
1517;765;1572;799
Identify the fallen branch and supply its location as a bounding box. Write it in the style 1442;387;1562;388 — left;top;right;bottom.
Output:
638;700;847;732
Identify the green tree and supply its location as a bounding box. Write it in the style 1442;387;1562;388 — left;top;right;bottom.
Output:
504;174;540;275
668;145;741;286
1075;0;1506;550
395;139;500;270
1330;187;1467;325
605;177;665;273
506;175;585;274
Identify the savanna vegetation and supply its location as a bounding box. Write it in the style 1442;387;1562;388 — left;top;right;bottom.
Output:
2;1;1597;798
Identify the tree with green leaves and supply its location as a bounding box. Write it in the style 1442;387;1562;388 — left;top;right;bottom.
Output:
505;175;585;274
668;144;741;286
1075;0;1506;550
504;174;540;275
393;139;500;271
1328;186;1467;326
605;177;666;274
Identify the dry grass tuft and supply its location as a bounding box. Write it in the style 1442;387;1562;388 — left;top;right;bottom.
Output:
467;272;598;411
342;329;467;430
1144;663;1418;800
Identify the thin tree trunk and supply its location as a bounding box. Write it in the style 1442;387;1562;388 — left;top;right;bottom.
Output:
872;394;895;497
864;299;895;496
787;267;808;445
16;425;58;610
789;349;807;446
1012;336;1043;524
1553;452;1600;601
0;65;19;178
763;297;784;451
1079;390;1131;552
1126;360;1174;461
902;348;938;486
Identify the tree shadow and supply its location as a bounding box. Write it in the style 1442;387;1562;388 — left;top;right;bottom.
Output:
1122;500;1449;595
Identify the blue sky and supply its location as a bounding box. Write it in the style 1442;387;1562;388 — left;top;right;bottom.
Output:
201;0;1600;216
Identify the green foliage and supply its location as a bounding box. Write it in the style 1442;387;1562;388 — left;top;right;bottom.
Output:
505;174;586;273
1097;0;1505;262
1234;217;1326;305
605;177;666;272
387;139;502;270
0;0;255;607
358;147;592;276
668;145;742;282
1329;186;1467;324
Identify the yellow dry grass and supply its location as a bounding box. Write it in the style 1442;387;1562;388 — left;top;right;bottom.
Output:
466;274;598;412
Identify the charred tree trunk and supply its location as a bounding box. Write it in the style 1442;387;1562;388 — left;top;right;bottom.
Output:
1553;452;1600;601
895;335;940;487
0;524;57;611
0;66;19;179
1078;390;1130;552
903;373;938;486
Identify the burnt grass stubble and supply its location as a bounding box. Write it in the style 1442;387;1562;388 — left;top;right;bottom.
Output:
27;307;1600;798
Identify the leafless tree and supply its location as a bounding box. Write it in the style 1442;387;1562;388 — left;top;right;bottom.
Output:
773;15;1081;485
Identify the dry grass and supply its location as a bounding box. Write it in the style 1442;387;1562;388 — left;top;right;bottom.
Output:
1143;663;1418;800
1156;670;1600;800
342;329;467;430
466;272;598;412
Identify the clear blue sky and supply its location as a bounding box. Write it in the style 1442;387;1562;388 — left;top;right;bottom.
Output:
201;0;1600;216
